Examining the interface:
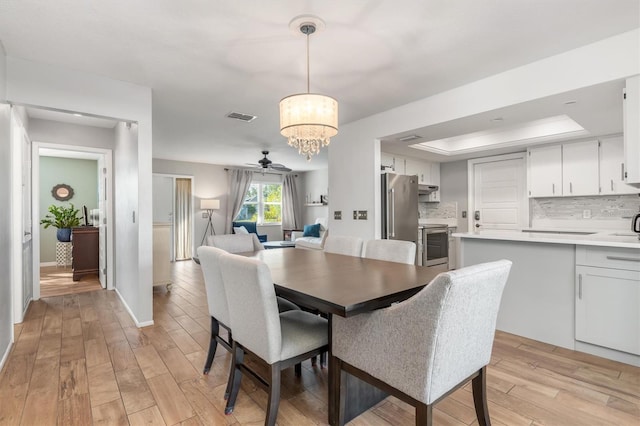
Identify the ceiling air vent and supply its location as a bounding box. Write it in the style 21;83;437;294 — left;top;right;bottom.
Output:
399;134;421;142
227;112;257;122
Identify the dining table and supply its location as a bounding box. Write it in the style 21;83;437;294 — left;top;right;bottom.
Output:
245;247;447;425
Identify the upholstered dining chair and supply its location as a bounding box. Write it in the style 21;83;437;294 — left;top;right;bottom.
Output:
332;259;512;426
219;254;328;426
362;239;416;264
323;235;364;257
197;242;298;378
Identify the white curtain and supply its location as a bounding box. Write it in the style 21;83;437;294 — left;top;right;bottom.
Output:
282;174;302;230
225;169;253;234
175;178;192;260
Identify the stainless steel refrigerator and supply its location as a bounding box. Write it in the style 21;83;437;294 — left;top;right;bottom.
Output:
381;173;418;242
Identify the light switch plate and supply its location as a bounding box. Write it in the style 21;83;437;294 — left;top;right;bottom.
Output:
357;210;368;220
334;211;342;220
353;210;358;220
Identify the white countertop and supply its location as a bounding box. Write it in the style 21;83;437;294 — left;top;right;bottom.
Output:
453;229;640;249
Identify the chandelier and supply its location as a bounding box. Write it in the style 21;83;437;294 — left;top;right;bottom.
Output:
280;18;338;161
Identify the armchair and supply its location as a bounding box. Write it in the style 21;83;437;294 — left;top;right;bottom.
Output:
332;259;512;425
292;217;328;250
232;221;267;242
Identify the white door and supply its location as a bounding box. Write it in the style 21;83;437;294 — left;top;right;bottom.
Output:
472;157;527;231
97;157;107;287
152;175;174;260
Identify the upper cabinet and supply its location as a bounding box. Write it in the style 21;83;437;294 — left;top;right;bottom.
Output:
528;145;562;197
562;140;599;196
381;152;441;200
528;138;640;198
600;136;638;195
623;75;640;186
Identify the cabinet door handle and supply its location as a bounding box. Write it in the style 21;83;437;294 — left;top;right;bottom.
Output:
570;182;573;194
621;163;625;181
552;183;555;194
578;274;582;299
606;255;640;262
610;179;614;191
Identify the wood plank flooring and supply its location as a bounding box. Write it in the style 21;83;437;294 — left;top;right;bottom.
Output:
40;266;102;298
1;260;638;425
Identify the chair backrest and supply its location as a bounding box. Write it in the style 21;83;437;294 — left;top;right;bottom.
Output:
402;260;511;403
323;235;364;257
207;233;264;253
362;239;416;264
315;217;328;231
219;254;282;364
197;246;231;325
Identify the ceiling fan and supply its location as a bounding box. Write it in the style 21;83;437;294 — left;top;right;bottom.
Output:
246;151;292;173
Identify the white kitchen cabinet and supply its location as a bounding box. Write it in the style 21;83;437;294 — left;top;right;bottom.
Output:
562;140;599;196
599;136;640;195
623;75;640;185
381;152;397;172
575;246;640;356
405;158;431;184
429;162;441;202
528;145;562;197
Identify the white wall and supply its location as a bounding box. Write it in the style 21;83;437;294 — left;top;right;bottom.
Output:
440;160;468;233
0;47;12;368
6;57;154;325
29;118;115;149
329;29;640;240
298;169;329;226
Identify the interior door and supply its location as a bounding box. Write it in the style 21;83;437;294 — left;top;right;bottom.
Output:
473;157;526;231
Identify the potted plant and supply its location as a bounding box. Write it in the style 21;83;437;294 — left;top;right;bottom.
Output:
40;204;81;242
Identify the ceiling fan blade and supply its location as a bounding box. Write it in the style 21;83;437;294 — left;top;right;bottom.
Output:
271;165;292;172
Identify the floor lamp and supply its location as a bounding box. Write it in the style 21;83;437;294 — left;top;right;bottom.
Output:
199;199;220;247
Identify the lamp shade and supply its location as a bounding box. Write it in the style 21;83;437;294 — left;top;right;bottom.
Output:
201;199;220;210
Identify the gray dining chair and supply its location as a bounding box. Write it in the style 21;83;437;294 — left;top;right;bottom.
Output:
332;259;512;426
323;235;364;257
207;233;264;252
207;233;300;312
219;253;329;426
362;239;416;264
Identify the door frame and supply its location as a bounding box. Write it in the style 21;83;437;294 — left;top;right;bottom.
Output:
31;142;114;298
152;173;195;261
467;152;528;232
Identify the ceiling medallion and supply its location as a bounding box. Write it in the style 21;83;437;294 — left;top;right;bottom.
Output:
279;16;338;161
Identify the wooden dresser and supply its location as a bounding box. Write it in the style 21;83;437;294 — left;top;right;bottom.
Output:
72;227;99;281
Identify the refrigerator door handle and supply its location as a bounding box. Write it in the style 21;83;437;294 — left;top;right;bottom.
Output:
390;188;395;238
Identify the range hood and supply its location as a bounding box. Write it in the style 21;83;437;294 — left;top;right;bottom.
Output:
418;184;438;195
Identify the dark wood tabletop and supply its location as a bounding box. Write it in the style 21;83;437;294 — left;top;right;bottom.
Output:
250;248;447;316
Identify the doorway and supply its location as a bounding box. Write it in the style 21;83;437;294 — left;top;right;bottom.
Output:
468;153;528;231
153;173;194;261
32;143;114;299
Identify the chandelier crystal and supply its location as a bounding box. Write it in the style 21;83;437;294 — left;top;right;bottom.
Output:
279;19;338;161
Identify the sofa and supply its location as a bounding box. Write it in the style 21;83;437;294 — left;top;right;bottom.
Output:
292;218;328;250
232;221;267;242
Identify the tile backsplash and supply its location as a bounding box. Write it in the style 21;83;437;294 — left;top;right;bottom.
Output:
419;201;457;219
530;194;639;229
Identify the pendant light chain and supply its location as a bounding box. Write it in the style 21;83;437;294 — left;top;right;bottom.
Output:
306;31;310;93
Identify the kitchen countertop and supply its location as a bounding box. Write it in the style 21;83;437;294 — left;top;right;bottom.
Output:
453;228;640;249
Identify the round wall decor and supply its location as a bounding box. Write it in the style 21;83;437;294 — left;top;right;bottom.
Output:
52;183;74;201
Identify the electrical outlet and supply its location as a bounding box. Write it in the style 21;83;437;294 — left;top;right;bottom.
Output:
353;210;358;220
358;210;368;220
583;209;591;219
334;211;342;220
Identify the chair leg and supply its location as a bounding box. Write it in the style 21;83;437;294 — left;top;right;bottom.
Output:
415;403;433;425
320;351;327;368
265;363;281;426
203;316;219;374
472;366;491;426
294;363;302;377
224;343;244;415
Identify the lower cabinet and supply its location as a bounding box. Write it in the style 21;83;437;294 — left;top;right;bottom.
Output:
575;247;640;356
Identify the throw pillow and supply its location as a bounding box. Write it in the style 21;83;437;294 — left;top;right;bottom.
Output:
234;226;249;234
303;223;321;238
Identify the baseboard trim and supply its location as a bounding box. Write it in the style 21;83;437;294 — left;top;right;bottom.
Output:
0;340;13;374
114;288;154;328
40;262;57;267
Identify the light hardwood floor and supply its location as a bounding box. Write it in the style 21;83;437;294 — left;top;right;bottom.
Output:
40;266;102;298
1;260;638;425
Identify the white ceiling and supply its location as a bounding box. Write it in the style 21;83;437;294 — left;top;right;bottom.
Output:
1;1;638;171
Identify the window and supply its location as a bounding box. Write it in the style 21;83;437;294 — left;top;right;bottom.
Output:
236;183;282;224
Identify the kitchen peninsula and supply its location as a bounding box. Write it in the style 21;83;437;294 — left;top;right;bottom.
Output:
455;229;640;366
